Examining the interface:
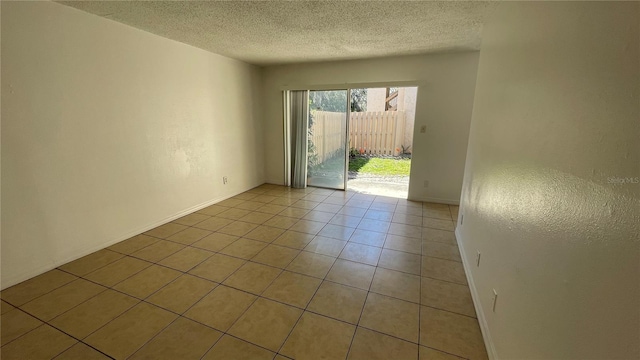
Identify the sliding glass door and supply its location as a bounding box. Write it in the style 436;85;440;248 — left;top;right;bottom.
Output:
306;90;349;190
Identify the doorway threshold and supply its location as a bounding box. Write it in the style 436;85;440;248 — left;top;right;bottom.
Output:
347;175;409;199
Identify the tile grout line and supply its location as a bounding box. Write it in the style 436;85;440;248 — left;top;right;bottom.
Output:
272;245;340;358
339;197;381;359
418;237;424;360
2;185;472;359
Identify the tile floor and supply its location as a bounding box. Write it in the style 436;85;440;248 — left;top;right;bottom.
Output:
0;184;488;360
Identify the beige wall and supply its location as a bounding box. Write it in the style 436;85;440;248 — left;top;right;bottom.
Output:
262;53;480;203
398;87;418;150
365;87;418;152
1;1;264;288
366;88;387;112
458;2;640;358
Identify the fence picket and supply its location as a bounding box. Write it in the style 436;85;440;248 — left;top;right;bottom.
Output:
309;110;405;162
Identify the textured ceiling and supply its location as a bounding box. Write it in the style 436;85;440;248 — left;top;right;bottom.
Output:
57;1;496;66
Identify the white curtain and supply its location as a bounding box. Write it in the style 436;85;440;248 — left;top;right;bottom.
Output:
290;90;309;188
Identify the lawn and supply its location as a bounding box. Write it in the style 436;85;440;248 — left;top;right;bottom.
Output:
349;156;411;176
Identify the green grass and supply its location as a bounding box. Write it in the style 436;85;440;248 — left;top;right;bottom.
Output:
349;157;411;176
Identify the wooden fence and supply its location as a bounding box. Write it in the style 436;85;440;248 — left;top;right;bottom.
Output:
308;111;347;164
349;111;405;156
309;110;406;163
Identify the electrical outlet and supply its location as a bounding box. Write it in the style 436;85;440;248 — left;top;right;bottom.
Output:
223;176;228;184
424;180;429;188
476;250;481;267
492;289;498;312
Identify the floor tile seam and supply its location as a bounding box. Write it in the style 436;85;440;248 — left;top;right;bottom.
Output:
256;255;341;315
14;277;113;323
422;253;465;263
421;214;455;221
81;255;164;289
255;262;349;353
126;240;194;260
346;238;385;248
125;314;186;360
418;303;478;320
203;332;277;359
57;247;130;276
344;288;376;359
420;253;463;263
140;278;209;314
245;250;316;272
158;248;218;273
422;239;460;246
351;324;474;360
387;230;423;240
108;238;163;257
381;243;423;256
26;283;114;328
8;188;459;358
422;225;456;232
358;322;422;346
13;321;116;359
301;306;363;328
247;248;306;270
327;217;362;229
218;266;284;299
368;276;424;301
420;274;468;286
179;259;264;334
418;253;424;359
422;344;473;360
7;305;116;359
0;310;76;351
0;321;46;348
1;269;82;308
269;301;306;356
137;258;219;308
53;288;150;343
336;253;380;268
421;240;459;247
321;277;372;293
307;207;346;216
185;246;268;291
353;222;391;234
389;219;424;227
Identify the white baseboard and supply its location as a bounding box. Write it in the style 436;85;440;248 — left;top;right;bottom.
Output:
264;178;285;186
455;227;498;360
1;185;262;290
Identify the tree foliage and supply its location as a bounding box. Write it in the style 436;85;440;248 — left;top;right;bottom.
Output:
309;91;346;112
350;88;367;112
308;89;367;113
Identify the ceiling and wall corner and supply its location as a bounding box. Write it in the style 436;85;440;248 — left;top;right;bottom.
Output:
55;0;496;66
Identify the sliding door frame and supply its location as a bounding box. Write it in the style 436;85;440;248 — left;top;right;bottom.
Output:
283;88;350;191
283;81;423;190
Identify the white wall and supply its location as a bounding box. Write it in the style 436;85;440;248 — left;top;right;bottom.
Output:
400;87;418;151
366;88;387;112
458;2;639;359
262;53;479;203
1;1;264;288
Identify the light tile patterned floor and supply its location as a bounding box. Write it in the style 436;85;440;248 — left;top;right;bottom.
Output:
0;184;488;360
